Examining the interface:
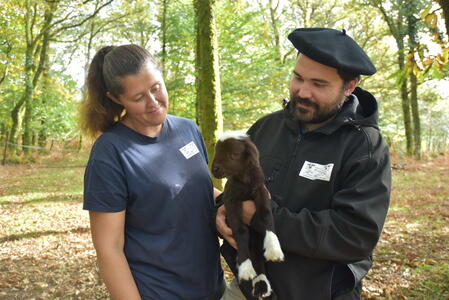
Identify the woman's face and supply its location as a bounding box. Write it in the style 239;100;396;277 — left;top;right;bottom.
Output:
109;62;168;136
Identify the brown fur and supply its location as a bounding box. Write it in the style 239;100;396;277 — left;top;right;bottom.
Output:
213;135;283;300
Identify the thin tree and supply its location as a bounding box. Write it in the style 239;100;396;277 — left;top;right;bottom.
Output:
406;1;422;159
0;41;12;86
9;0;113;154
160;0;170;76
437;0;449;37
367;0;414;156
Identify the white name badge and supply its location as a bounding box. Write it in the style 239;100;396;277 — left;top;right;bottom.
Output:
299;161;334;182
179;141;199;159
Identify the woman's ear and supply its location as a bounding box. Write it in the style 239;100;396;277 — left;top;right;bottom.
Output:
344;79;358;97
106;91;121;105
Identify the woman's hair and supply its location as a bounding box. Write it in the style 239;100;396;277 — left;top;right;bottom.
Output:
79;44;159;137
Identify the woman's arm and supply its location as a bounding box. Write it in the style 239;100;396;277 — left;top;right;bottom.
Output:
89;211;141;300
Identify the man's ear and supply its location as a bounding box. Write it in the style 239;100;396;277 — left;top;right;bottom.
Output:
106;92;121;105
344;79;358;97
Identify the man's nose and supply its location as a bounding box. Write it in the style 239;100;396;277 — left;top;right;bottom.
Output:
297;84;312;99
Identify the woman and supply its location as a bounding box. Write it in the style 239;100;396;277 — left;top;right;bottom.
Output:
80;45;224;299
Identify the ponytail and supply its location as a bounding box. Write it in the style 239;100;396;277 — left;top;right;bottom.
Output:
79;46;124;138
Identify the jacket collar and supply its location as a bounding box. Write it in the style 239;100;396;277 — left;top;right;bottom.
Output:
283;87;379;135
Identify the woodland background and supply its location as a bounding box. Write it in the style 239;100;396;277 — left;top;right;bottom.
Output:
0;0;448;162
0;0;448;299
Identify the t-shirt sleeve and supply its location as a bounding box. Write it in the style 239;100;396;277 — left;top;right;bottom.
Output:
194;123;209;164
83;143;128;212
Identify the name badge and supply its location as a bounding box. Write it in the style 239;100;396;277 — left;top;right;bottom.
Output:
299;161;334;182
179;141;199;159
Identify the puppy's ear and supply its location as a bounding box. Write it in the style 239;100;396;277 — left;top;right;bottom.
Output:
244;139;259;165
243;138;264;184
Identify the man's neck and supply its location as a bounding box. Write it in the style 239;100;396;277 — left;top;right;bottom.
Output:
301;115;336;132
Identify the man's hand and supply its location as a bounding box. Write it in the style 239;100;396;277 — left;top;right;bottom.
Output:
216;205;237;249
216;201;256;249
241;200;256;225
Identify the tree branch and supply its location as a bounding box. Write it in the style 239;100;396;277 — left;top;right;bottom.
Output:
51;0;114;36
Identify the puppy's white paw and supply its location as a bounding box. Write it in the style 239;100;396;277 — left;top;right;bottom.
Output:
238;259;257;281
263;231;284;262
252;273;272;298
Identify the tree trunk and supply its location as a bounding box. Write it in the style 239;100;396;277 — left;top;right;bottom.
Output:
407;5;422;159
194;0;223;189
268;0;282;63
0;41;11;86
38;54;51;153
397;43;413;156
2;130;10;166
78;135;83;152
22;2;54;155
22;80;33;153
409;69;421;158
84;20;96;80
426;112;432;152
437;0;449;38
160;0;169;77
0;124;5;144
371;0;414;156
9;94;27;147
12;0;111;158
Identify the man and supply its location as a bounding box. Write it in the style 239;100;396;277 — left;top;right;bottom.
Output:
217;28;391;299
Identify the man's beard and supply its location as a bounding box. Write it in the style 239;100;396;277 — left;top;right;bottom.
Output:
291;94;346;125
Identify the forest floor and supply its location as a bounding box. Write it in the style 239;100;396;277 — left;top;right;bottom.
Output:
0;151;448;299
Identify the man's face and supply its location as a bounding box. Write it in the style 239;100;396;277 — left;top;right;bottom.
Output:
289;54;356;129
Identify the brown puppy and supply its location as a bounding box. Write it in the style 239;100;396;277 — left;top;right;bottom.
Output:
212;133;284;300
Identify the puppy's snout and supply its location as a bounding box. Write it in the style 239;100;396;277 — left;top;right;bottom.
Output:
211;163;225;179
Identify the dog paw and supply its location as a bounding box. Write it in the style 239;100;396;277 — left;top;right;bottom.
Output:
252;273;272;298
238;259;257;281
264;231;284;262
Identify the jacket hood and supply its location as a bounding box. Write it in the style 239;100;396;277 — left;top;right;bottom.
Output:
284;86;379;135
351;87;379;126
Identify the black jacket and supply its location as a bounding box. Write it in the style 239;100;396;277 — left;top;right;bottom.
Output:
221;87;391;299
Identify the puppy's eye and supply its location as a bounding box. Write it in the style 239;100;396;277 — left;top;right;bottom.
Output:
230;152;240;160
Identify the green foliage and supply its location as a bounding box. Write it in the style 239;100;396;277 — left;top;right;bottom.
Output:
163;0;197;120
114;0;159;48
216;0;291;130
0;0;447;158
33;72;79;141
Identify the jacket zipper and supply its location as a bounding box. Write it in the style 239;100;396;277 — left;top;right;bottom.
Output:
292;133;303;159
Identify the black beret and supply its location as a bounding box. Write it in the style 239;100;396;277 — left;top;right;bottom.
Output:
288;28;376;76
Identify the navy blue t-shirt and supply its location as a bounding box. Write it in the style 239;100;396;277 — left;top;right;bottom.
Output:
83;115;223;299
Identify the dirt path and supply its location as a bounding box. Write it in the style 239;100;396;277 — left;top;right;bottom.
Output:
0;153;448;299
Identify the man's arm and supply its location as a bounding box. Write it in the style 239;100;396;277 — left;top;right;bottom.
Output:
270;141;391;263
89;211;141;300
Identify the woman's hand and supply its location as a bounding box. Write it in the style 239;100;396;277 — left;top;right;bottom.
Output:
216;205;237;249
